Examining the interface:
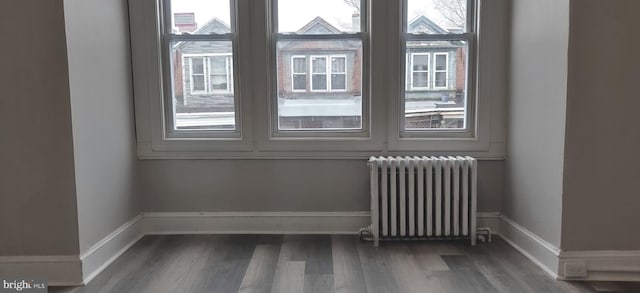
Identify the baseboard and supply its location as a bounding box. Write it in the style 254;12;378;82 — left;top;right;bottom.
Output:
79;214;144;285
558;250;640;281
142;211;371;235
476;212;500;233
497;215;561;279
0;255;83;286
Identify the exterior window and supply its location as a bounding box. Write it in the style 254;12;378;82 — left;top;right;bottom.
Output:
403;0;473;131
330;56;347;91
274;0;365;131
166;0;237;132
189;57;206;93
291;56;307;91
186;55;233;95
311;56;328;91
433;52;448;89
411;53;430;89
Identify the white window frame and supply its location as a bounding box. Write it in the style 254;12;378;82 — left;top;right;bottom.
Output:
433;52;449;89
410;52;430;90
129;0;506;158
187;56;208;94
184;54;234;95
309;55;329;92
291;55;307;92
207;54;234;93
329;55;347;91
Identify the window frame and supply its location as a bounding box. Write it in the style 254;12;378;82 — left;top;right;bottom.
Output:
129;0;507;158
290;55;307;92
432;52;449;90
160;0;244;141
396;0;476;139
329;55;347;91
269;0;370;138
410;52;430;90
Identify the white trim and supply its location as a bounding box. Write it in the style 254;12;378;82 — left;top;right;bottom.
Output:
79;215;144;285
409;52;430;90
497;214;561;279
329;55;347;91
558;251;640;281
142;211;370;235
310;55;329;92
476;211;500;232
432;52;449;89
0;255;82;286
290;55;307;92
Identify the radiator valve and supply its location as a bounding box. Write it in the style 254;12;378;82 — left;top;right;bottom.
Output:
476;227;492;243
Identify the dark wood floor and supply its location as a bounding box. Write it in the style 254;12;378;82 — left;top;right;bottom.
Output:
51;235;640;293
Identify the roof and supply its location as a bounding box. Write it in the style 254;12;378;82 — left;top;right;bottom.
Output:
296;17;343;34
408;15;449;34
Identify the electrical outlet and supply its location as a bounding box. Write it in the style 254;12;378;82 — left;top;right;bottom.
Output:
564;263;587;278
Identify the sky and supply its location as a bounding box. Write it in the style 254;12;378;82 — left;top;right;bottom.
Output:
170;0;463;33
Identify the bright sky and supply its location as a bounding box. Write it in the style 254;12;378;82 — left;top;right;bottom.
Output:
170;0;460;33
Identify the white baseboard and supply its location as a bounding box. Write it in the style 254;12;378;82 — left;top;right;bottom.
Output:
497;215;561;278
477;212;500;233
558;250;640;281
0;255;83;286
11;210;640;286
142;211;371;235
79;214;144;285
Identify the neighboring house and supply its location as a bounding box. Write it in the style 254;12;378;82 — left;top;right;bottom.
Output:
173;15;465;129
173;18;234;115
404;16;467;128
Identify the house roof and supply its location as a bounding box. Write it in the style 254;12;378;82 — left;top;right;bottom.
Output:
191;17;231;34
296;17;343;34
408;15;449;34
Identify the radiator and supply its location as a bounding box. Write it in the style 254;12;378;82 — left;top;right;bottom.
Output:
366;156;477;246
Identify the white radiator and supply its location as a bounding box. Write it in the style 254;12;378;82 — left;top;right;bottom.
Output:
366;156;477;246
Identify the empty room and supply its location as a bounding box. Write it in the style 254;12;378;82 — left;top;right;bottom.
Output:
1;0;639;292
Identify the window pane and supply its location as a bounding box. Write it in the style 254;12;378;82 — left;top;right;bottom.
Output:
312;75;327;90
413;54;429;71
311;57;327;73
405;41;467;130
407;0;467;34
412;72;428;88
292;57;306;73
435;54;447;70
278;0;361;34
170;0;231;34
172;41;236;130
331;74;346;90
276;39;363;130
293;75;307;90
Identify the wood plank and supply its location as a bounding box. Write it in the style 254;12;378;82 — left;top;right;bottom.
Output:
238;244;281;293
385;243;447;293
439;255;499;293
270;261;305;293
356;241;401;293
331;236;366;293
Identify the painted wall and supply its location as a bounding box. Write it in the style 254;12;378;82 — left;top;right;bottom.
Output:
141;160;503;213
505;0;569;247
64;0;140;253
0;0;80;256
561;0;640;251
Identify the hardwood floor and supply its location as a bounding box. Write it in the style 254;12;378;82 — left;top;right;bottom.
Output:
50;235;640;293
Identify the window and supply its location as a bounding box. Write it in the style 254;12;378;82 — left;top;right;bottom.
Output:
274;0;365;132
165;0;238;133
185;54;233;95
433;52;449;89
411;53;430;89
291;56;307;91
402;0;473;131
130;0;506;157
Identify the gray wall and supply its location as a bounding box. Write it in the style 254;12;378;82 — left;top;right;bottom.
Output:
561;0;640;251
505;0;569;247
141;160;503;213
0;0;80;256
64;0;140;253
